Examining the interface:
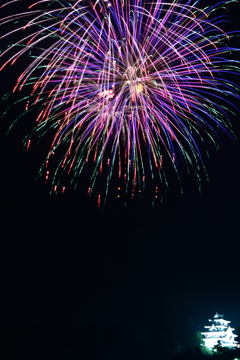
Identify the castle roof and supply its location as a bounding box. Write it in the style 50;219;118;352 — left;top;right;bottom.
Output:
201;312;238;349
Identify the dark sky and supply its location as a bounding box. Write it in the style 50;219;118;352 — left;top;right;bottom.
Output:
0;1;240;359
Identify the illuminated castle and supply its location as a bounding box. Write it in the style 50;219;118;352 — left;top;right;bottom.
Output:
201;312;238;349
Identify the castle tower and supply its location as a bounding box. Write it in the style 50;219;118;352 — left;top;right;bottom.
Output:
201;312;238;349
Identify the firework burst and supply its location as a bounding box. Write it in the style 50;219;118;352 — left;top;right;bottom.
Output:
0;0;239;206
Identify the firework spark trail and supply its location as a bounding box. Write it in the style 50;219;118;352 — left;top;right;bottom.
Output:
0;0;239;206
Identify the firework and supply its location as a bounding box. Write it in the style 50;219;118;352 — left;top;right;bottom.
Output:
0;0;239;206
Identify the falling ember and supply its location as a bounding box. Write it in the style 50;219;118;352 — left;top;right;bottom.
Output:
45;171;50;182
26;139;31;151
25;101;30;111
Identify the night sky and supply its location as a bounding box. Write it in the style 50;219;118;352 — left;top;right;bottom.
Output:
0;1;240;359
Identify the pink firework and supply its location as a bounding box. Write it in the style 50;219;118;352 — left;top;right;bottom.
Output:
0;0;239;206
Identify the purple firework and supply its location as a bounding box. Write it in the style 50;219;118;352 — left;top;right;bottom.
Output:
0;0;239;206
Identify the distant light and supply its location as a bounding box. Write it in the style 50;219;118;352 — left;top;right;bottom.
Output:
201;313;238;349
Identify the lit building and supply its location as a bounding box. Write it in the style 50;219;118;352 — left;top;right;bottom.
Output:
201;312;238;349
